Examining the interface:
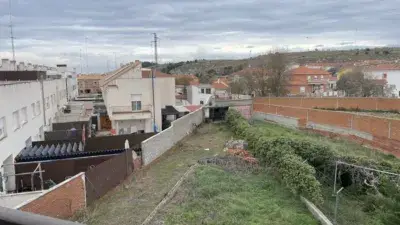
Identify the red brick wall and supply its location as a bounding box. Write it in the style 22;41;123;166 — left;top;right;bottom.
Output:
308;109;352;128
18;173;85;219
253;98;400;157
256;97;400;111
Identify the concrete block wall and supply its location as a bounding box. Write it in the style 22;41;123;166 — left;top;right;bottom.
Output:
141;108;204;165
253;99;400;157
16;173;86;219
255;97;400;111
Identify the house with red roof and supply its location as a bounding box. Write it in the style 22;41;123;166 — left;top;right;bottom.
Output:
212;78;230;99
288;66;337;96
364;64;400;97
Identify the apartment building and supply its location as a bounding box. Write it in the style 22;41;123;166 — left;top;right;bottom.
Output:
100;61;175;134
0;66;77;167
77;74;104;94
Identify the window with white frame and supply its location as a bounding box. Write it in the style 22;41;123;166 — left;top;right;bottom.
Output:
12;110;20;130
131;94;142;111
206;88;211;94
21;107;28;125
0;117;6;139
31;103;36;118
46;97;50;109
36;101;41;115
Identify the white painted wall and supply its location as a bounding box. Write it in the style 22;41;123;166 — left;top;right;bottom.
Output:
0;78;75;165
370;70;400;97
102;64;175;133
0;191;43;209
187;85;213;105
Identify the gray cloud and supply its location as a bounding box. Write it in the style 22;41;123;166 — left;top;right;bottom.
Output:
0;0;399;73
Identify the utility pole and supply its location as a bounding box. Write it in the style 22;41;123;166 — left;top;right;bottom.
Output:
79;49;83;74
9;0;16;69
85;36;89;73
151;33;158;132
113;52;117;69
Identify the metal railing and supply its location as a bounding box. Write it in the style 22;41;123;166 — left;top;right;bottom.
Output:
0;206;83;225
110;105;152;114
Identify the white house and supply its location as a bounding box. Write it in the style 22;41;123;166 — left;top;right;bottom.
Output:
186;84;214;105
366;64;400;97
100;61;175;134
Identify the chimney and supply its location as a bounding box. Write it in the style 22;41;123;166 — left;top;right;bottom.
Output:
18;62;25;71
383;73;387;79
1;59;10;70
10;60;16;71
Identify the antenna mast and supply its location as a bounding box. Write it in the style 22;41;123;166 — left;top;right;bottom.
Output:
9;0;16;68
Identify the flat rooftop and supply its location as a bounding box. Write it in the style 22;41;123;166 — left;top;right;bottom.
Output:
54;101;93;123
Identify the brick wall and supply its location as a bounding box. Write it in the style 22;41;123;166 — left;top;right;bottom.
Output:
17;173;85;219
253;98;400;157
256;97;400;111
141;107;204;165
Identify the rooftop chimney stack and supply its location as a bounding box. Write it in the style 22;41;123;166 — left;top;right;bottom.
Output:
1;59;10;71
10;60;16;71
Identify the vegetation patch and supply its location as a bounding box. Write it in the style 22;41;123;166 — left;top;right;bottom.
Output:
163;165;318;225
227;109;400;225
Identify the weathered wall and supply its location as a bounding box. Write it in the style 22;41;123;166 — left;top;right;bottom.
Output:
141;108;203;165
0;191;43;209
255;97;400;111
16;173;85;219
85;150;133;205
253;100;400;157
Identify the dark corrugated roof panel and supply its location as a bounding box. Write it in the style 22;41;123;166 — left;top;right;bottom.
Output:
15;142;126;162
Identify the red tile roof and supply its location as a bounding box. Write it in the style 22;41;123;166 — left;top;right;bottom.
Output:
212;78;229;89
184;105;201;112
291;66;331;75
174;74;200;85
365;64;400;71
142;70;173;78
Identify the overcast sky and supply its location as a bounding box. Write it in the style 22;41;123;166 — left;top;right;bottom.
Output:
0;0;399;73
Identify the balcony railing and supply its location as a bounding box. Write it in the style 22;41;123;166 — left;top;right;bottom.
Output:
110;105;152;114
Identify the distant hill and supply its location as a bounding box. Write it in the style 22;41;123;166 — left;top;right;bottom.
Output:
163;47;400;76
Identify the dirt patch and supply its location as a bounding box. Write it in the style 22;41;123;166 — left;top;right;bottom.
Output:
73;123;233;225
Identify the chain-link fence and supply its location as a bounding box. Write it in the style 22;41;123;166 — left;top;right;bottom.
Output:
314;161;400;225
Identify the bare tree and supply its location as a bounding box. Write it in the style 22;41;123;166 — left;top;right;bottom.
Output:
337;69;388;97
266;52;289;97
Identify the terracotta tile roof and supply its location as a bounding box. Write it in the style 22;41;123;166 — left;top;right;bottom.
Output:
184;105;201;112
291;66;331;75
212;78;229;89
77;74;105;80
141;70;173;78
174;74;200;85
365;64;400;71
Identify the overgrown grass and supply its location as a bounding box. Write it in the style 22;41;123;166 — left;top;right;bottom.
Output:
249;119;400;225
250;119;399;163
163;165;318;225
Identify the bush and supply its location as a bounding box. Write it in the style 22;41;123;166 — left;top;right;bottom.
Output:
226;109;323;202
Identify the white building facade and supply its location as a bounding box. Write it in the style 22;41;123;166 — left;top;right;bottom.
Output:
0;78;75;165
368;69;400;97
101;61;175;134
186;84;214;105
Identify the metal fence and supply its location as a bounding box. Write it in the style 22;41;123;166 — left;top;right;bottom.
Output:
85;150;133;205
315;161;400;225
